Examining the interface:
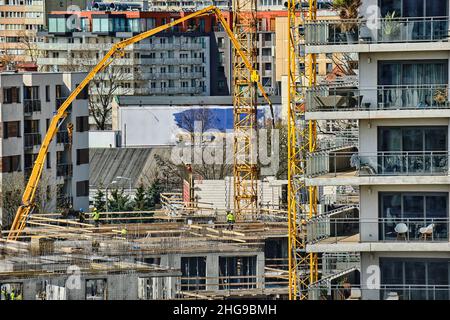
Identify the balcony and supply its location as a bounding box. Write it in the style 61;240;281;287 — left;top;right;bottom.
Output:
24;99;41;115
56;97;69;110
57;131;70;144
309;284;450;300
308;151;448;176
306;85;450;118
305;17;450;53
57;163;73;177
24;133;42;149
148;87;205;95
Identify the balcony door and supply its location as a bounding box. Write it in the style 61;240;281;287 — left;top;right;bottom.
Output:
380;0;448;41
378;126;448;174
379;192;448;241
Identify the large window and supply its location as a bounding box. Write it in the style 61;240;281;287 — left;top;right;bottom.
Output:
380;0;448;18
379;192;448;241
380;258;449;300
377;126;448;174
219;256;257;290
378;60;448;108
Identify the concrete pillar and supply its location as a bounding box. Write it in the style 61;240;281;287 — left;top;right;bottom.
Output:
206;253;219;291
256;252;265;289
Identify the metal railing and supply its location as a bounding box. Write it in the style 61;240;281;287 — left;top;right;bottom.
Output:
307;151;449;177
306;217;449;244
24;133;42;148
24;99;41;114
307;85;450;112
305;16;450;45
308;284;450;300
57;163;73;177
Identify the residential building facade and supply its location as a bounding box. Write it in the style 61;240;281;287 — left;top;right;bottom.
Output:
305;0;450;300
0;0;44;62
0;72;89;226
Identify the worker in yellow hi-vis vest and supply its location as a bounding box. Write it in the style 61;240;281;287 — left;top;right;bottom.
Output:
92;208;100;227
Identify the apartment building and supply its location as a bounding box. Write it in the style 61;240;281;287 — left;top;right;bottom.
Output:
305;0;450;300
0;0;44;62
0;72;89;227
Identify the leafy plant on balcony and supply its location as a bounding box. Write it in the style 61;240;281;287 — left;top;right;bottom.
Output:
332;0;362;32
382;12;401;40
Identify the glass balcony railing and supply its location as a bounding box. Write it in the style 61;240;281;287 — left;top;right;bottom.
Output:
305;16;450;45
308;284;450;300
306;85;450;112
306;216;449;243
307;151;449;177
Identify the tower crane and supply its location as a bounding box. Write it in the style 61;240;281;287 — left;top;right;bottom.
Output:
287;0;318;300
7;5;272;241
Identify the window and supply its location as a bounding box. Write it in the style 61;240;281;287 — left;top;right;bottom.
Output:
76;116;89;133
379;192;448;241
3;121;20;139
378;60;448;108
217;37;224;48
378;126;447;152
76;84;88;100
45;85;50;102
2;87;20;104
76;180;89;197
380;258;449;300
76;148;89;165
219;256;257;290
24;86;39;100
47;153;51;169
1;155;21;173
85;279;107;300
377;126;448;174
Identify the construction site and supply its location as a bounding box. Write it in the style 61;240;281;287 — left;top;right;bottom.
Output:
2;0;450;302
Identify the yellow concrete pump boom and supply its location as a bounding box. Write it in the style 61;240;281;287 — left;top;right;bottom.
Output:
7;5;272;241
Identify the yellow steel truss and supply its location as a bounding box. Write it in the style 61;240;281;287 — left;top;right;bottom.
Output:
287;0;318;300
232;0;259;218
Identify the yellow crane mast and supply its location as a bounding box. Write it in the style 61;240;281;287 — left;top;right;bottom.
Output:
232;0;259;219
7;5;272;241
287;0;318;300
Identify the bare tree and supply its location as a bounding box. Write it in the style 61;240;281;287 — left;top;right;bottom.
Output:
89;65;135;130
1;172;52;228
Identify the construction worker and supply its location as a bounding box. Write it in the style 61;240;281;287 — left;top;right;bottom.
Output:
92;207;100;227
226;210;235;230
16;291;22;300
10;290;15;300
1;287;6;300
